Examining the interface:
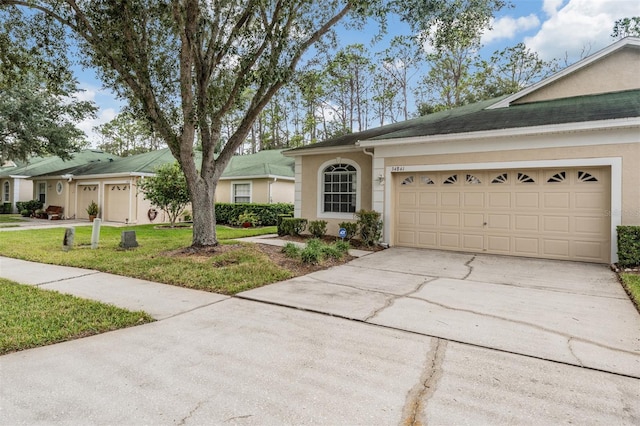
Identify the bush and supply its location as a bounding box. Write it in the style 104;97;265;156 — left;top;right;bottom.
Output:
300;239;323;264
280;218;307;236
355;209;383;247
277;214;293;236
281;242;301;258
308;220;328;238
338;221;358;240
2;202;11;214
617;226;640;267
16;200;43;216
20;209;29;217
215;203;293;226
235;211;260;227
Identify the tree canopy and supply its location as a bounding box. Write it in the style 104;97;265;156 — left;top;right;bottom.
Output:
0;0;506;248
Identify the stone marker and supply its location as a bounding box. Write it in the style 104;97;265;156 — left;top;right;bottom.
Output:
62;228;75;252
120;230;138;249
91;218;102;249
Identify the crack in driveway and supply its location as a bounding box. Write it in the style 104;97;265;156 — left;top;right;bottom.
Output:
401;338;447;425
405;295;638;358
462;255;476;280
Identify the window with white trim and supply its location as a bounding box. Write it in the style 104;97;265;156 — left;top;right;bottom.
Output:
2;181;9;202
322;163;357;213
38;182;46;204
232;182;251;203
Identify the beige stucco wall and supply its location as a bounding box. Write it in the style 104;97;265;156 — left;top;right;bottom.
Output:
299;151;373;235
216;178;294;204
515;47;640;104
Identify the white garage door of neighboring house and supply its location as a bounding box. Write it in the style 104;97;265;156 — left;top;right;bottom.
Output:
394;167;610;263
78;185;99;219
105;184;130;222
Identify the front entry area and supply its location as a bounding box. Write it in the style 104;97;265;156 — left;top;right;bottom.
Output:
394;167;611;263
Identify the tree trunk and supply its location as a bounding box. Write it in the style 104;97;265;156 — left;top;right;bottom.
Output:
189;176;217;247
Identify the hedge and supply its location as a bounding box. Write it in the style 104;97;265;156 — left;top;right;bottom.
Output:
215;203;293;226
617;226;640;267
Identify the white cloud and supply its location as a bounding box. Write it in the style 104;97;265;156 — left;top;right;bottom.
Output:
525;0;640;63
542;0;566;17
77;108;118;148
482;14;541;44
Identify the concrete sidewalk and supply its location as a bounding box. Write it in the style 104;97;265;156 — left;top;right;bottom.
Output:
0;257;226;319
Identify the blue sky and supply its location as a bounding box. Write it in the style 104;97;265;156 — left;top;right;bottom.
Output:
74;0;640;143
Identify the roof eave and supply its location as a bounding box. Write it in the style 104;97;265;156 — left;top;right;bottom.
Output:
357;117;640;148
282;145;362;157
219;174;294;181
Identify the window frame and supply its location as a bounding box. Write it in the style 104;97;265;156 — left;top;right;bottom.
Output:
316;159;361;219
231;181;252;204
37;182;46;204
2;180;9;203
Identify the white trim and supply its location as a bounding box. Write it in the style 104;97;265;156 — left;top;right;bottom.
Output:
382;157;622;263
487;37;640;109
358;117;640;149
2;180;9;203
283;146;361;157
316;158;362;220
231;181;253;204
294;157;302;217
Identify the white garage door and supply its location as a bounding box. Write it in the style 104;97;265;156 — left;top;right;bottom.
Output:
104;184;130;222
77;185;98;220
394;167;610;263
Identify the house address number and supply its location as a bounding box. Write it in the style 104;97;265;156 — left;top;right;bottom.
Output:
391;166;405;172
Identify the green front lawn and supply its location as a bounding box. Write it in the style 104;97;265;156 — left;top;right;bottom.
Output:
0;224;287;294
0;214;26;227
0;278;153;355
620;273;640;311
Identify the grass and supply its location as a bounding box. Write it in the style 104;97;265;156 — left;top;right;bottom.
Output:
0;214;26;227
620;273;640;311
0;224;286;294
0;278;154;355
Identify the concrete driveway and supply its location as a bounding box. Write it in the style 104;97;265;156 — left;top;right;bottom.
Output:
239;247;640;378
1;249;639;424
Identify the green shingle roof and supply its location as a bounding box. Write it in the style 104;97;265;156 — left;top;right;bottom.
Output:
39;148;293;179
286;90;640;152
0;150;118;178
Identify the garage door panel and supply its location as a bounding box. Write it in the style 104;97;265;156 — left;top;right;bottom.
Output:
515;192;539;208
418;232;437;246
487;235;510;252
398;192;417;207
419;212;437;226
515;215;539;231
441;192;461;207
440;233;460;248
419;192;437;207
487;214;510;230
463;192;484;208
441;212;460;227
543;216;570;233
543;239;570;257
488;192;511;208
544;192;570;209
575;192;606;209
394;168;610;263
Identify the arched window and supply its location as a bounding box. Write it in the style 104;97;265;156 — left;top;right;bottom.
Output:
2;181;9;203
322;163;357;213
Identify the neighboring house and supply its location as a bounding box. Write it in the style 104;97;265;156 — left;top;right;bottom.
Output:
284;37;640;264
0;150;117;214
31;148;294;224
216;149;295;204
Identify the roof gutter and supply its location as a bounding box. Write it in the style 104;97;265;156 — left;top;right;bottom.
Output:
357;117;640;148
282;145;361;157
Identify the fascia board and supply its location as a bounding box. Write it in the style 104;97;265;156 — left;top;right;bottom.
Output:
282;146;360;157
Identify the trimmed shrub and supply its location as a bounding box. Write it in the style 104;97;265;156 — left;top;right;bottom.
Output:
16;200;43;216
617;226;640;267
338;221;358;240
215;203;293;226
355;209;383;247
308;220;328;238
277;213;293;236
2;202;12;214
280;218;307;236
